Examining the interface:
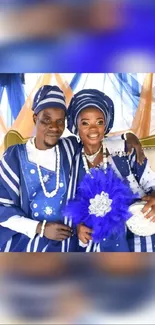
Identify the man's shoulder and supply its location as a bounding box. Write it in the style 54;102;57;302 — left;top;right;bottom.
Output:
2;143;26;162
60;135;77;143
59;136;81;157
59;135;78;148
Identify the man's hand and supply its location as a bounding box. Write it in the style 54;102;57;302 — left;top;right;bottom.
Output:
142;195;155;222
126;133;145;165
36;222;73;241
77;224;93;244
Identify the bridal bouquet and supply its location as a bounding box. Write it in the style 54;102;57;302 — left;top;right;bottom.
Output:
63;167;139;242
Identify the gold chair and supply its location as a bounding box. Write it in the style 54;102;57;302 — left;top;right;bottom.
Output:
4;130;29;151
140;135;155;171
140;134;155;148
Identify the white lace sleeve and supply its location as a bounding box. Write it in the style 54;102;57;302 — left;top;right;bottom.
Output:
105;137;126;156
139;160;155;193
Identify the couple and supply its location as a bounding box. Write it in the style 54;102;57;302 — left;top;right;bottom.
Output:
0;85;155;252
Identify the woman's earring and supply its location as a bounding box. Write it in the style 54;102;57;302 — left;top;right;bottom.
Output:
77;134;81;143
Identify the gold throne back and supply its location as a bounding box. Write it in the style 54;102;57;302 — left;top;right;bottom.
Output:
4;130;29;150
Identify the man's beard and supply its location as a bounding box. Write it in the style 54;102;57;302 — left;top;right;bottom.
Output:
43;140;58;148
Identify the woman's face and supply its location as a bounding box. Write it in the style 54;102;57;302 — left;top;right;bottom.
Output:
77;107;105;147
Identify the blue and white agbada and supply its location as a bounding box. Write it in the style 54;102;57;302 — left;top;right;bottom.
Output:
0;136;79;252
0;84;78;252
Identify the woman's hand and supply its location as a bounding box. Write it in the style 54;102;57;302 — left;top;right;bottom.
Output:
142;195;155;222
125;132;145;165
77;224;93;244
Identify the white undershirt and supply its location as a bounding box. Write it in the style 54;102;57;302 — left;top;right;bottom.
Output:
26;137;56;171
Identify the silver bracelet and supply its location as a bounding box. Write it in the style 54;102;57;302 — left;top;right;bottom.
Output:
40;220;47;238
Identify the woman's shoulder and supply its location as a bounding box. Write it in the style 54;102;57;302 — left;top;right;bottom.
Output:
105;137;126;156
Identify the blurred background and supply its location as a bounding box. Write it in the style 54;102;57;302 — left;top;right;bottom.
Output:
0;1;155;324
0;253;155;324
0;0;154;72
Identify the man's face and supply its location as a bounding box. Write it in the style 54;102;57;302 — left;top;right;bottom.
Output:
34;108;65;149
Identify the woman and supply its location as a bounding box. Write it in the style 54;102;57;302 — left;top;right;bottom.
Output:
66;89;155;252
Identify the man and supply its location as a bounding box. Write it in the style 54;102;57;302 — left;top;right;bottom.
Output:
0;85;79;252
0;85;145;252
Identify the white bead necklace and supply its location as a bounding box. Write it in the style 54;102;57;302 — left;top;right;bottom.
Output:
32;137;60;198
84;145;102;165
82;141;108;173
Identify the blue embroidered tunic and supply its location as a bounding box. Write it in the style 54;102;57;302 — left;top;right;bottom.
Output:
0;136;79;252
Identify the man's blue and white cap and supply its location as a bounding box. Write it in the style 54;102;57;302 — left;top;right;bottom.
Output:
32;85;66;115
